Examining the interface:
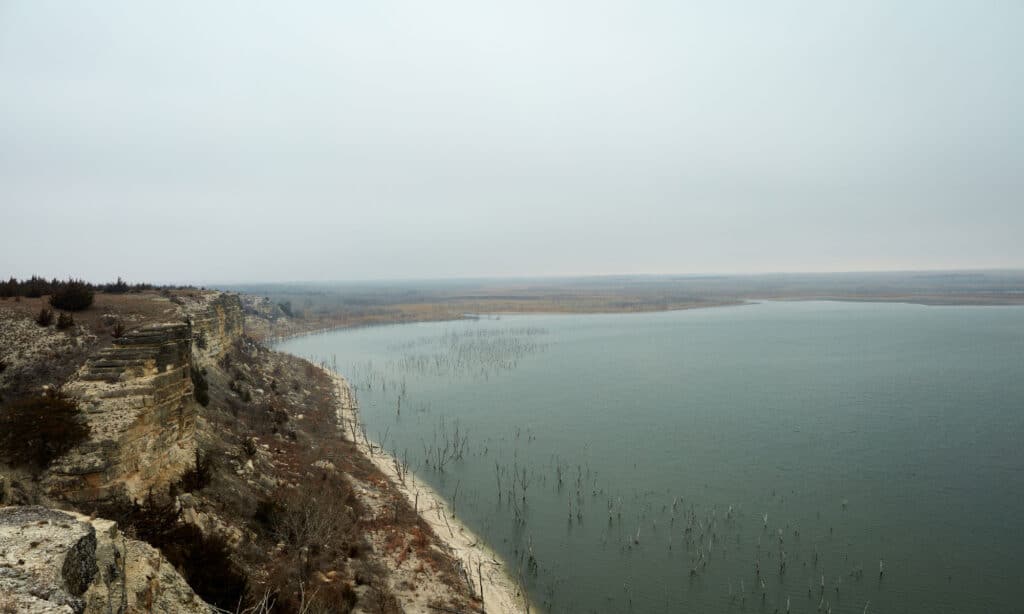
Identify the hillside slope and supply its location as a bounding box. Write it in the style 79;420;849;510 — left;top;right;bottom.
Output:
0;290;489;613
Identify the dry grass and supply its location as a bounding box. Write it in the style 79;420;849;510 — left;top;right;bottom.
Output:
0;290;186;332
0;289;211;400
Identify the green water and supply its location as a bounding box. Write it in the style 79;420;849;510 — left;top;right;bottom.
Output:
277;301;1024;613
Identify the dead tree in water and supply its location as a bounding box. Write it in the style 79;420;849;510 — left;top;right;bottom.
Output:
495;462;503;501
519;466;530;504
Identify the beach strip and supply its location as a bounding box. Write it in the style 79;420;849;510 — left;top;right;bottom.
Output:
325;369;532;613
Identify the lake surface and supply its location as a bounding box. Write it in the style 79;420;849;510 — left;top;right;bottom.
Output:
276;301;1024;613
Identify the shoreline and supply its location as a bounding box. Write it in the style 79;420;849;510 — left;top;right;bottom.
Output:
322;368;533;614
263;293;1024;349
265;299;748;344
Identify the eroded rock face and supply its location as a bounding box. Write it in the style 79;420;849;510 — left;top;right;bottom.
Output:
46;324;198;503
185;293;245;364
1;294;243;611
0;506;97;613
0;506;214;614
81;515;214;614
41;292;246;504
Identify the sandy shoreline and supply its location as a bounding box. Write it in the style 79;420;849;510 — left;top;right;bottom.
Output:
324;369;532;613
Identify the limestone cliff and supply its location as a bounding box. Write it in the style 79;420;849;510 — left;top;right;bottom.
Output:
1;290;487;612
185;292;244;365
46;323;197;503
34;292;246;504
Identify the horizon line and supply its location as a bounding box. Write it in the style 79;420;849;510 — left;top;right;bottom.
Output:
211;266;1024;287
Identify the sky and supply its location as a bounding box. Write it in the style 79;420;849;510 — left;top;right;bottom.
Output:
1;1;1022;284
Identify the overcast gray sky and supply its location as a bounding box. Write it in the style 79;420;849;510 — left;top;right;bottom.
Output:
2;1;1022;284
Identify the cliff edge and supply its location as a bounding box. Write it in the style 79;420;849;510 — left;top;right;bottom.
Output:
1;288;495;613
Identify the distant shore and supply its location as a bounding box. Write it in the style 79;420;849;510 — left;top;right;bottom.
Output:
324;368;532;614
243;273;1024;344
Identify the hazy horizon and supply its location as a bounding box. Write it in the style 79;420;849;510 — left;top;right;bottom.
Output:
7;267;1024;289
3;1;1022;284
223;266;1024;288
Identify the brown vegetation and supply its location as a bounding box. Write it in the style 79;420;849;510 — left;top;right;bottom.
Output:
48;280;94;311
171;339;401;612
55;312;74;329
0;391;89;467
177;335;482;612
35;308;53;327
94;490;250;610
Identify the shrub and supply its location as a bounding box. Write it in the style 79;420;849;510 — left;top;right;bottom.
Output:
111;491;180;543
96;492;248;610
270;483;354;549
169;526;248;609
104;276;130;294
56;312;75;330
49;281;94;311
259;477;364;613
191;366;209;407
36;308;54;327
0;392;90;467
112;320;126;338
253;497;282;530
0;277;15;299
24;276;52;298
172;448;215;494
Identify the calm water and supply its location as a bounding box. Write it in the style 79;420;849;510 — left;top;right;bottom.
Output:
277;301;1024;613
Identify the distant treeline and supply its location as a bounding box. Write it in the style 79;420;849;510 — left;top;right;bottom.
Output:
0;276;175;299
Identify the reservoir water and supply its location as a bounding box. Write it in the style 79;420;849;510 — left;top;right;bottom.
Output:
276;301;1024;613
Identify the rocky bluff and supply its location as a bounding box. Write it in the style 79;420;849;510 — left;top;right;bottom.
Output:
36;292;244;504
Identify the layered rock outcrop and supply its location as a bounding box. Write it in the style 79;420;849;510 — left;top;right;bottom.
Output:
0;293;244;612
0;505;212;613
46;324;197;503
185;292;244;364
38;291;245;504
